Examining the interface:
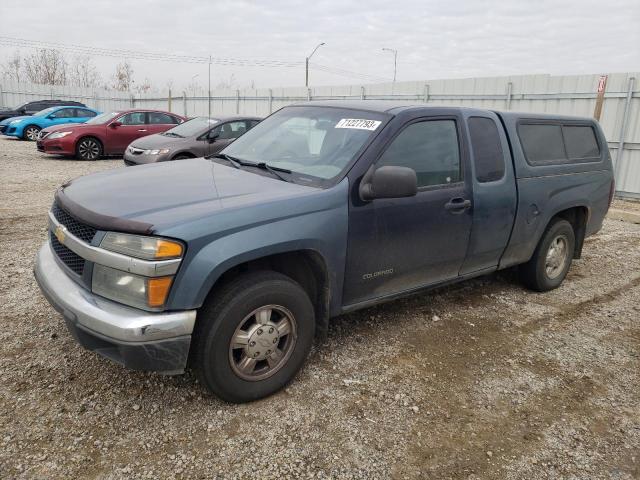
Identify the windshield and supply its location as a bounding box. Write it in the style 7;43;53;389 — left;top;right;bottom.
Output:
12;103;27;111
163;116;218;137
86;111;121;125
34;107;57;117
222;106;387;180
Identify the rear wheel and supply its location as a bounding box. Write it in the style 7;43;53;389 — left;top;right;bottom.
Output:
172;154;192;160
23;125;41;141
76;137;102;160
193;271;315;403
520;219;575;292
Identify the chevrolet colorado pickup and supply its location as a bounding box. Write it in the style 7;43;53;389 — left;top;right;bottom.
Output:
34;101;614;402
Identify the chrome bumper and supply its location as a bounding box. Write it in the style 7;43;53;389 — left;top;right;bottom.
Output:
35;241;196;343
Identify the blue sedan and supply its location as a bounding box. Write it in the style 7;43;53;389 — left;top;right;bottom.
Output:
0;106;101;141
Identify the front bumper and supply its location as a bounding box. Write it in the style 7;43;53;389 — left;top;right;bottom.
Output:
37;139;74;155
123;151;168;166
34;242;197;374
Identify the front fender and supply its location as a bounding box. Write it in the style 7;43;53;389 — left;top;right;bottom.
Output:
165;180;350;313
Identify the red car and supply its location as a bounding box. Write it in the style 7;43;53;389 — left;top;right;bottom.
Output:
37;109;186;160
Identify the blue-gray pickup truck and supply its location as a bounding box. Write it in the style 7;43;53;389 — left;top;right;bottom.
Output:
34;101;614;402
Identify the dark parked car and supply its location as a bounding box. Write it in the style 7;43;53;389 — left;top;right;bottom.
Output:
35;102;614;403
123;115;261;166
36;109;186;160
0;99;86;124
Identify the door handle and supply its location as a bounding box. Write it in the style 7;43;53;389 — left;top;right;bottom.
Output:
444;197;472;213
137;129;147;132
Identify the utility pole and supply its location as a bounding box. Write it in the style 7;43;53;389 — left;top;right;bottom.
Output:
382;47;397;82
305;42;325;87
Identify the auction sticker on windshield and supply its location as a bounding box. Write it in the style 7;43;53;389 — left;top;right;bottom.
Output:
335;118;382;131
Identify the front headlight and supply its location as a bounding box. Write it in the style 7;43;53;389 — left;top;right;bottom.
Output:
93;233;184;310
48;131;73;139
100;232;183;260
92;264;174;310
9;120;22;125
143;148;170;155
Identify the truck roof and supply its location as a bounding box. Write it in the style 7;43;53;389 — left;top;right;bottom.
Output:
291;100;597;123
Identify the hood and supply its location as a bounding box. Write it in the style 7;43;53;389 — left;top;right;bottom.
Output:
0;115;30;125
59;158;319;233
129;133;187;150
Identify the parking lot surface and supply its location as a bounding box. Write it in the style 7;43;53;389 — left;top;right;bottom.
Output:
1;136;640;479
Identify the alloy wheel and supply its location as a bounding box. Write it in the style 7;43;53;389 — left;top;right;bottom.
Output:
25;127;40;141
78;139;100;160
228;304;297;381
545;235;568;279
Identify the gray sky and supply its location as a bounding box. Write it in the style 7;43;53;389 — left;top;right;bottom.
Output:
1;0;639;90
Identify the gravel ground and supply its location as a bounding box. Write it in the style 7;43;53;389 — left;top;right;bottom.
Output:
1;136;640;479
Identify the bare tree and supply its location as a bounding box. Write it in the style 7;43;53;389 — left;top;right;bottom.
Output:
69;55;102;88
135;77;153;94
112;60;134;92
2;51;22;82
215;73;238;90
23;49;67;85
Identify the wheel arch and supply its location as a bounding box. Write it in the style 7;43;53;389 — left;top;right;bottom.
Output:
75;135;104;157
21;124;40;139
551;205;589;259
171;151;196;160
196;248;331;339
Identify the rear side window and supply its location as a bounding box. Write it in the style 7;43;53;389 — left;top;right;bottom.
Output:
563;125;599;159
518;122;601;165
519;124;566;164
377;119;461;188
468;117;505;182
149;112;179;124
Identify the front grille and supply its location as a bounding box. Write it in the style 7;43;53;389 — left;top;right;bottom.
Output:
51;202;97;243
128;146;144;155
50;234;85;275
38;131;50;140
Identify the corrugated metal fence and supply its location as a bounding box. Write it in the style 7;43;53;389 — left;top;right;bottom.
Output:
1;73;639;198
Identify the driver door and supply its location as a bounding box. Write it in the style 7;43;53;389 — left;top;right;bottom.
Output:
108;112;148;154
343;114;473;306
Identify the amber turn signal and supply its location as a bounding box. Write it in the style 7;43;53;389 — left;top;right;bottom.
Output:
155;240;183;259
147;276;173;307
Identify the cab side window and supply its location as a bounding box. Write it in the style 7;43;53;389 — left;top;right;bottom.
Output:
468;117;505;182
118;112;146;125
377;120;461;187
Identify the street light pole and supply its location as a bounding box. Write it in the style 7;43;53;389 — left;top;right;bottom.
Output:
382;47;397;82
305;42;325;87
208;55;212;118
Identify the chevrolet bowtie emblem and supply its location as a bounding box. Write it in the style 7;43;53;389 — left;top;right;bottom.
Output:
54;225;65;244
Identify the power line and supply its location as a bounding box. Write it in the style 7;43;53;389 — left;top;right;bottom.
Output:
0;35;393;83
0;36;303;67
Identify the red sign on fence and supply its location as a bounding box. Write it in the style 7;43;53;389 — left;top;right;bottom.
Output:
597;75;608;93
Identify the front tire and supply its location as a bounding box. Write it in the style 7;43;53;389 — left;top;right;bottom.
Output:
520;219;575;292
76;137;102;160
23;125;41;141
193;271;315;403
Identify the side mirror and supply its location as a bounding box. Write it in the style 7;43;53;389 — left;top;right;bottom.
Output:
359;166;418;201
109;121;122;129
207;131;219;143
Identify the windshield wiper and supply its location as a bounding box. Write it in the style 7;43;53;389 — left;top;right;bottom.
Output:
208;154;292;182
208;153;243;169
254;162;292;182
